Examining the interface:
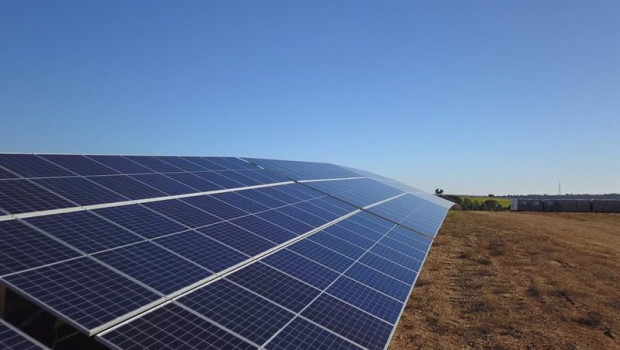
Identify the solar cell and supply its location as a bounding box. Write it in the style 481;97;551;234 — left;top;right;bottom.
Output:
212;192;270;214
0;220;80;276
39;155;119;176
94;204;187;239
89;175;166;200
326;277;402;324
0;318;47;350
85;155;155;174
236;189;286;208
192;171;245;189
144;200;221;228
181;156;226;171
369;244;424;272
94;242;211;295
301;294;392;350
277;206;326;227
1;257;162;332
344;263;411;301
220;171;261;186
0;167;19;180
122;156;183;173
0;154;74;178
227;262;320;313
32;177;126;205
256;210;313;235
182;195;249;220
262;249;340;290
154;230;247;272
165;172;223;192
308;231;365;260
130;174;197;195
177;279;294;344
254;187;298;204
287;240;355;273
230;215;297;244
26;211;142;254
265;317;361;350
98;303;255;349
358;253;417;284
0;179;74;214
197;222;276;256
155;156;208;172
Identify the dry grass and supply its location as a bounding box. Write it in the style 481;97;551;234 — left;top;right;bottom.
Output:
390;211;620;350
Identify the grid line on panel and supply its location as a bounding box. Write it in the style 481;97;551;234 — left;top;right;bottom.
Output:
0;318;48;350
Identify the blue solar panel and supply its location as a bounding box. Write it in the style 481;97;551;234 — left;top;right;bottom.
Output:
89;175;166;200
98;303;255;349
197;222;276;256
0;318;47;350
344;263;411;302
166;172;224;191
193;171;245;189
236;189;286;208
40;155;119;176
326;277;402;324
94;204;187;239
154;230;247;272
0;154;74;178
262;249;340;290
85;155;155;174
287;240;355;273
182;195;248;220
0;220;80;276
301;294;392;350
94;242;211;295
144;200;221;228
379;236;428;262
32;177;126;205
370;244;423;272
0;180;74;214
1;257;162;332
227;262;320;313
130;174;197;195
181;156;226;171
212;192;270;214
230;215;297;244
122;156;183;173
265;317;361;350
220;171;261;186
155;156;208;172
244;158;360;180
308;231;365;260
26;211;142;254
358;253;417;284
278;206;326;227
254;187;299;204
0;153;454;350
178;279;294;344
256;210;313;235
0;167;19;180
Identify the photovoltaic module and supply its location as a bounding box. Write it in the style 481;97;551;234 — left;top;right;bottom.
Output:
0;154;453;349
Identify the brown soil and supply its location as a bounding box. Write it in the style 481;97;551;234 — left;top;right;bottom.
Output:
390;211;620;350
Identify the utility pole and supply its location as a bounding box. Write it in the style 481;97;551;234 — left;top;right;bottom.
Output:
558;182;561;196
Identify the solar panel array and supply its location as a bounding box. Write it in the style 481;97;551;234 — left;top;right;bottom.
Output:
0;154;453;350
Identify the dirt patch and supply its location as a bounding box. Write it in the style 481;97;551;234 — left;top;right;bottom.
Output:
390;211;620;349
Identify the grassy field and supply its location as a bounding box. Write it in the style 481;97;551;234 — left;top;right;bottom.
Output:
460;196;512;207
390;211;619;349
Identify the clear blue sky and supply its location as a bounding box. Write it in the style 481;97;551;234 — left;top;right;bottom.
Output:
1;1;618;195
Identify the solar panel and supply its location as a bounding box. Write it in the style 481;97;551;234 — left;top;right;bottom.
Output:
0;318;48;350
0;153;453;350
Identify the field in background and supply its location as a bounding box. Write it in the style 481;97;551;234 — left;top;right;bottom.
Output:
461;196;512;207
390;211;619;349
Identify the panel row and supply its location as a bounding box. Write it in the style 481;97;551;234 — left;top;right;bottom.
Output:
99;210;435;350
0;169;291;216
0;184;358;333
0;318;48;350
304;178;404;208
